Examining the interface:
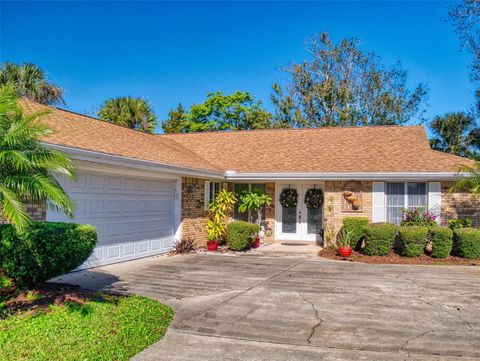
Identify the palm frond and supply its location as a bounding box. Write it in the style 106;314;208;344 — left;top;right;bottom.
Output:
0;184;30;231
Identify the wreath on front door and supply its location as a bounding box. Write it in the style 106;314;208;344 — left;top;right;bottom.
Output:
304;188;324;209
279;188;298;208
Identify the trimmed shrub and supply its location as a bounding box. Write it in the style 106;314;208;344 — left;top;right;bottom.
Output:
342;217;369;249
363;223;398;256
0;222;97;288
226;221;259;251
453;228;480;259
448;218;473;230
430;227;453;259
399;226;429;257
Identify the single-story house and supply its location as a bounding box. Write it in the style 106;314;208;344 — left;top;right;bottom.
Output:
19;99;479;268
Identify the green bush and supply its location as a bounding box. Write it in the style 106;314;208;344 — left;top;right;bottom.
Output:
399;226;429;257
448;218;473;230
453;228;480;259
0;222;97;288
226;221;259;251
342;217;369;249
429;227;453;258
363;223;398;256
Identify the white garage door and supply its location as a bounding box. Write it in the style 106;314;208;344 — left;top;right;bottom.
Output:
47;169;177;269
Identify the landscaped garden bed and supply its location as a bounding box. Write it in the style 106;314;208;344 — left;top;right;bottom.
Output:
0;282;173;361
319;247;480;266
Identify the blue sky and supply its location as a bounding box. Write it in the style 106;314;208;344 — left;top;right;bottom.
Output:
0;1;475;133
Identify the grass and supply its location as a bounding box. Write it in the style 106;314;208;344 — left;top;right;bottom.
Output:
0;294;174;361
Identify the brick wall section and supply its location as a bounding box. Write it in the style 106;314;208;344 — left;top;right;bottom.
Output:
323;181;373;234
0;201;46;225
441;181;480;228
181;177;209;246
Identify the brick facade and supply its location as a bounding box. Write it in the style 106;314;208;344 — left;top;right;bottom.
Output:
0;201;46;225
181;177;209;246
323;180;373;235
441;181;480;228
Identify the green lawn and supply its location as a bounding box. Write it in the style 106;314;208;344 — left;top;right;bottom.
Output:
0;294;174;361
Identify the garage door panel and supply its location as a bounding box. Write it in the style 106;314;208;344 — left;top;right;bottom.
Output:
48;170;176;269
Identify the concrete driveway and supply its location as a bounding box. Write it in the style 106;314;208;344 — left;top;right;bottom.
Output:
54;252;480;361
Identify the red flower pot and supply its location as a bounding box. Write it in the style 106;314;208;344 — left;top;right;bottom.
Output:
338;246;353;257
252;238;260;249
207;241;220;251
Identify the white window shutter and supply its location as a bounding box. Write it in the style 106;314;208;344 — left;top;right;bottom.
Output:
428;182;441;224
204;181;210;211
372;182;385;222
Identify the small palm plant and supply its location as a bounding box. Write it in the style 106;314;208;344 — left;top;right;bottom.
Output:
206;189;236;244
451;161;480;196
337;229;355;248
0;85;75;230
237;189;272;227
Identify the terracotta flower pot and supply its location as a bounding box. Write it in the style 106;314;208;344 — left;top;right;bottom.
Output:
338;246;353;257
252;238;260;249
207;241;220;251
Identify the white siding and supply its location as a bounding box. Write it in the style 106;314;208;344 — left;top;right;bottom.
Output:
372;182;385;222
428;181;442;224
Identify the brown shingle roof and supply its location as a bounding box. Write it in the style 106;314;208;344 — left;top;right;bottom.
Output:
20;99;472;174
161;126;473;173
19;99;222;173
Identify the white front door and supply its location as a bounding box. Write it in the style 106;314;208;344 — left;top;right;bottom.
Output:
276;183;323;243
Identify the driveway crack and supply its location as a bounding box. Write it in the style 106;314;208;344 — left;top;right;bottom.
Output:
400;330;433;352
182;259;306;322
299;293;323;345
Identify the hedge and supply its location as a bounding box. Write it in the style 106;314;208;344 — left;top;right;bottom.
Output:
453;228;480;259
226;221;259;251
399;226;429;257
342;217;369;249
448;218;473;230
363;223;398;256
0;222;97;288
429;227;453;259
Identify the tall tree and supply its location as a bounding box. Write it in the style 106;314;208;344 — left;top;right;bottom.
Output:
98;97;158;134
162;103;188;133
0;85;75;230
162;91;273;133
271;32;428;127
430;112;480;158
0;62;64;105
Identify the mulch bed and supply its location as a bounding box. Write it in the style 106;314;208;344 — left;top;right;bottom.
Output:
1;282;114;319
319;247;480;266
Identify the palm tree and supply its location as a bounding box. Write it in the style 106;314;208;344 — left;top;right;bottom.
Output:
0;85;75;230
0;62;64;105
429;112;480;158
451;161;480;195
98;97;158;134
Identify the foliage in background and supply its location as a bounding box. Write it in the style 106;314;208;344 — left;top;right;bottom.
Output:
429;112;479;159
450;160;480;195
453;227;480;259
342;217;369;249
0;86;75;231
0;62;64;106
98;96;158;134
271;32;428;128
401;208;437;227
0;295;173;361
237;188;272;227
430;227;454;259
448;218;473;230
226;221;260;251
206;189;236;242
162;91;273;133
363;223;398;256
0;222;96;288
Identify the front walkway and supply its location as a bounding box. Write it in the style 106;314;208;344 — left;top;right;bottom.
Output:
53;252;480;361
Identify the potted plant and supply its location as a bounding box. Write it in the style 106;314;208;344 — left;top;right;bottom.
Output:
337;229;354;257
205;189;237;251
237;188;272;248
